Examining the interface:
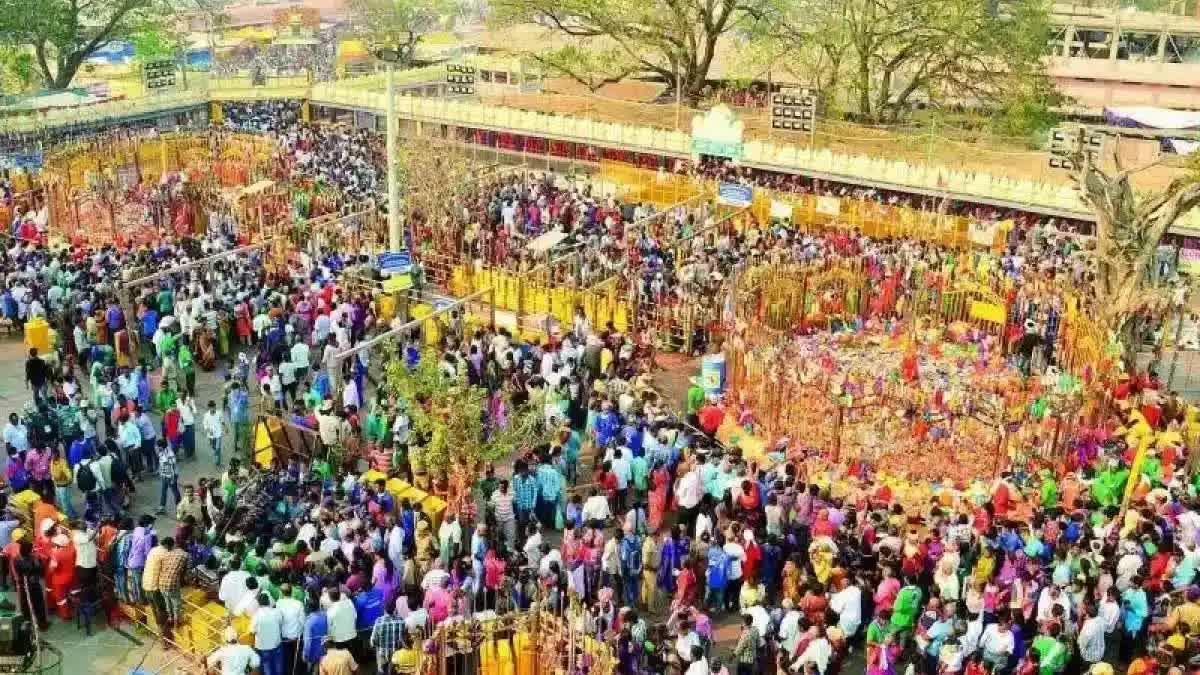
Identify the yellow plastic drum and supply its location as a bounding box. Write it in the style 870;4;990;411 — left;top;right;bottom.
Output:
378;294;397;323
24;319;49;353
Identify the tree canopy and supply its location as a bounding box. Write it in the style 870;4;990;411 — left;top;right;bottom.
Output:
0;0;174;90
759;0;1053;122
491;0;767;103
346;0;455;66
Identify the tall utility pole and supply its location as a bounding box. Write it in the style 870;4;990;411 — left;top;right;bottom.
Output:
386;61;401;250
375;40;410;252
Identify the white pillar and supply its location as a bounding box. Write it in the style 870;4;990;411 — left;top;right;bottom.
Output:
387;63;402;251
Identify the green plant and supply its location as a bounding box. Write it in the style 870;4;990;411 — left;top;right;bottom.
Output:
382;349;556;478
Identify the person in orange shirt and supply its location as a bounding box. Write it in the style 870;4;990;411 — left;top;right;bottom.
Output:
45;532;76;620
31;499;59;541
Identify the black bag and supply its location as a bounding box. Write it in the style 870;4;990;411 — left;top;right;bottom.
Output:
76;462;97;492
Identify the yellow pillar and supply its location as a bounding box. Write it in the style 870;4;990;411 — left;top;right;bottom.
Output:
301;100;311;123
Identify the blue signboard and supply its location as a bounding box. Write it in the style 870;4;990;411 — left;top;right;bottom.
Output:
717;182;753;207
377;250;412;275
0;153;43;170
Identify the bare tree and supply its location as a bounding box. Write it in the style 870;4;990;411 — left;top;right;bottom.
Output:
1076;151;1200;369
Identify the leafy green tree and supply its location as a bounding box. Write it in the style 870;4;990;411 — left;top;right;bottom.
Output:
0;46;36;95
129;25;183;62
0;0;174;90
346;0;455;65
491;0;770;104
762;0;1053;123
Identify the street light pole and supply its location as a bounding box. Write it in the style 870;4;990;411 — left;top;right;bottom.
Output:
386;60;401;251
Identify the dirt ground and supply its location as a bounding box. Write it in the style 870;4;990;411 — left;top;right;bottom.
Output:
484;78;1187;192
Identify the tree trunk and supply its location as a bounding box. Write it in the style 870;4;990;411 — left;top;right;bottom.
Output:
856;61;872;119
1114;315;1139;375
48;54;83;91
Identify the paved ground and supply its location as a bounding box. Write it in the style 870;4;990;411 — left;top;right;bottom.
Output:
0;333;250;674
0;324;1179;674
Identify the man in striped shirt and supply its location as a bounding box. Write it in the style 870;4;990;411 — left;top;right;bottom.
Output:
490;480;516;549
370;604;407;674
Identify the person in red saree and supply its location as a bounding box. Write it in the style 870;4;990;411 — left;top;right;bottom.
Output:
45;532;76;620
647;464;670;532
672;564;697;613
742;530;762;584
991;474;1015;520
234;301;252;347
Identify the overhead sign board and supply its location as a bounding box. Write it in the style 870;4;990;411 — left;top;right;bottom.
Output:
377;250;412;275
717;182;753;208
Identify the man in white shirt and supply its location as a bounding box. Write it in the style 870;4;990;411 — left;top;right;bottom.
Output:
683;646;709;675
610;449;631;511
1077;604;1106;668
73;526;98;582
326;588;358;646
1036;584;1072;625
218;566;252;614
290;339;311;376
234;587;262;618
276;585;306;675
978;617;1015;670
1100;588;1122;634
777;599;803;656
722;536;746;611
202;401;226;466
829;578;863;638
523;524;543;568
250;595;284;675
791;625;833;674
582;489;612;525
207;627;261;675
675;467;703;532
674;621;702;663
960;614;985;657
3;415;28;452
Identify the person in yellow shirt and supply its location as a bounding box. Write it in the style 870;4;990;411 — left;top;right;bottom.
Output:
49;448;74;520
142;542;167;621
1152;586;1200;637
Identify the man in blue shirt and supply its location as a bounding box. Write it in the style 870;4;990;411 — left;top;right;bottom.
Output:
135;406;158;474
534;461;563;527
619;530;642;607
141;306;158;343
228;383;250;459
301;599;327;670
67;436;92;468
353;585;385;632
512;461;539;526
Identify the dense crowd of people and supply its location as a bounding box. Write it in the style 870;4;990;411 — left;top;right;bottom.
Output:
0;100;1194;675
223;101;384;205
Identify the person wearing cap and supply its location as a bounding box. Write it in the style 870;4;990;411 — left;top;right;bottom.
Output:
207;626;261;675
